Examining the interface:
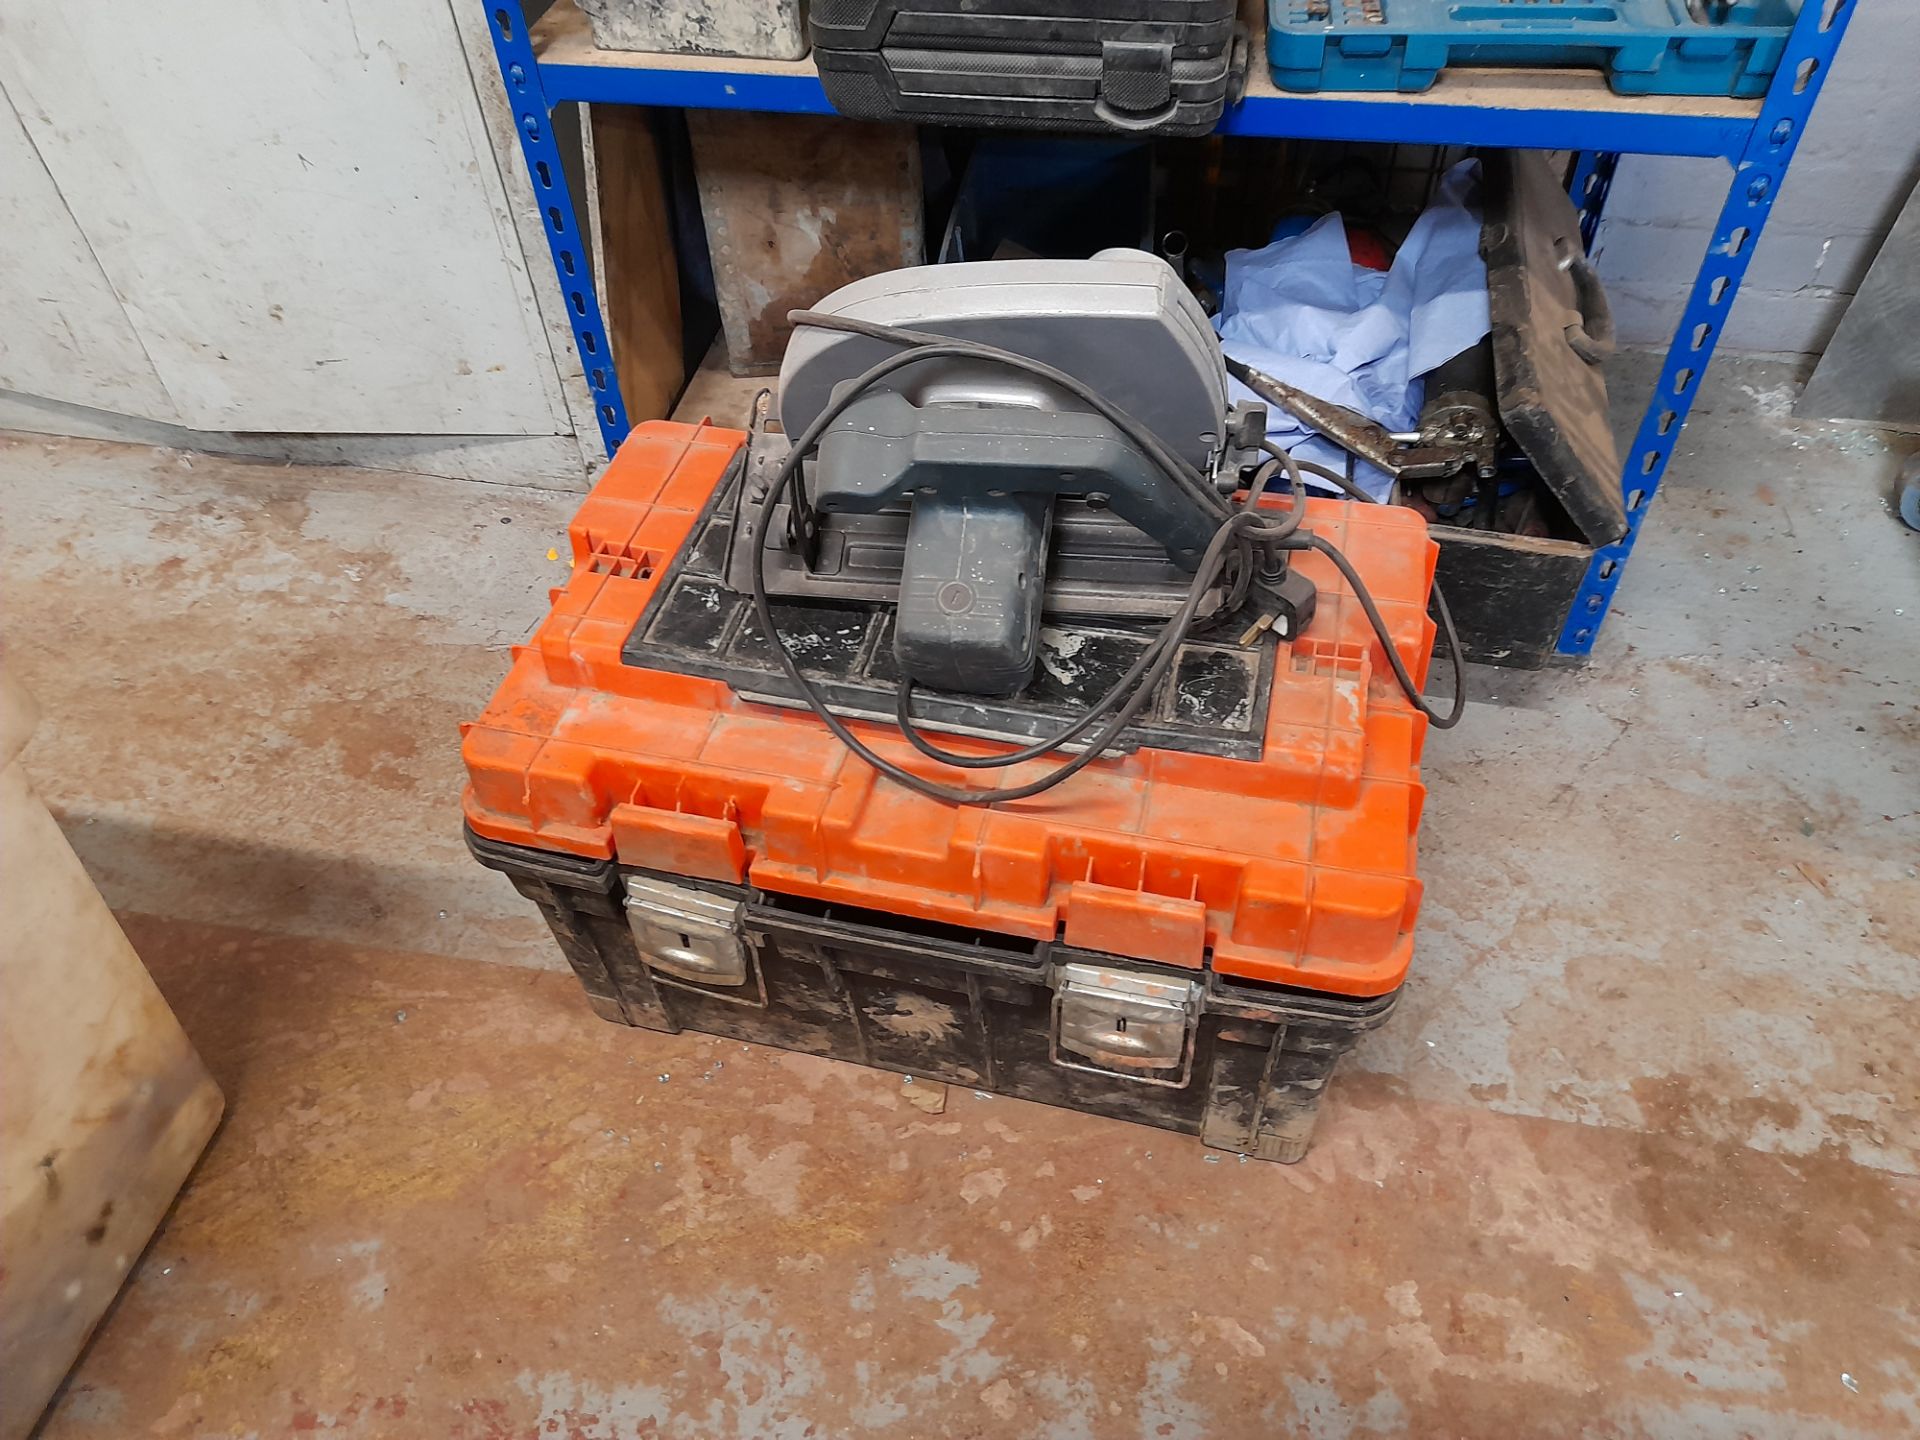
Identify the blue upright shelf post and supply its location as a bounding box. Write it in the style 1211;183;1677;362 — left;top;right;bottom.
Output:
485;3;632;457
1556;0;1855;655
1567;150;1621;250
484;0;1855;659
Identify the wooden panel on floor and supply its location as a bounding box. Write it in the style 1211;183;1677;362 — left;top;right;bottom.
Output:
0;673;223;1440
586;105;685;425
688;110;923;375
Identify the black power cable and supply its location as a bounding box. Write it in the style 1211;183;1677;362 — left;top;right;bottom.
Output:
1263;442;1466;730
747;314;1465;807
891;438;1302;772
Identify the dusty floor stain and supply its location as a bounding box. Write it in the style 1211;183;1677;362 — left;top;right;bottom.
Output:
29;911;1920;1438
3;355;1917;1437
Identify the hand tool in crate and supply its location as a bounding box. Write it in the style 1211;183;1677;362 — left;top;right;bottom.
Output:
462;251;1463;1162
1268;0;1797;97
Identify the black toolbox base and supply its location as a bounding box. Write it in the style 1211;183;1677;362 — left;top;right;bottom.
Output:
470;830;1396;1164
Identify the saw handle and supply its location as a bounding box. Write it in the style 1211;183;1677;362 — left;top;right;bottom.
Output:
811;389;1219;695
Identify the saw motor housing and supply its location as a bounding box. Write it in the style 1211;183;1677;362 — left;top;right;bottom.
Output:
736;250;1296;696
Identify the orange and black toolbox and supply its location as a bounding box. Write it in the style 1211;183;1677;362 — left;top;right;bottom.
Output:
463;421;1439;1162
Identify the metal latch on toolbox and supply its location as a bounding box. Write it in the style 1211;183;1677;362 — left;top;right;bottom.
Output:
1051;961;1200;1080
622;875;748;987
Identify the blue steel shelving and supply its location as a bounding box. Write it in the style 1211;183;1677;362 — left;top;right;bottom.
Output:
486;0;1854;659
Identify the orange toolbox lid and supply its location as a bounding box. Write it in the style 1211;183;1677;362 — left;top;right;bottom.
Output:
463;422;1438;999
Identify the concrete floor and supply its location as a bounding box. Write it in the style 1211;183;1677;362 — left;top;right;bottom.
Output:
2;355;1916;1437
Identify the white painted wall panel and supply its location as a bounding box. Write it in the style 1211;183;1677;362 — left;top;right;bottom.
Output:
0;93;176;421
0;0;573;436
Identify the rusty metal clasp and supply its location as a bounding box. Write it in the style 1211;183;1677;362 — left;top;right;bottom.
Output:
1050;961;1200;1087
623;875;748;987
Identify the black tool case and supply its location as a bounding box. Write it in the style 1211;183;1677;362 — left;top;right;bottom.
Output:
470;831;1397;1163
809;0;1245;136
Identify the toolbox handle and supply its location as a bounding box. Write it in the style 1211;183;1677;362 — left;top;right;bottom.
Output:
1092;93;1180;131
1560;240;1616;366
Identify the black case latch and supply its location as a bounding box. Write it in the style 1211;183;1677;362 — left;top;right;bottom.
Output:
1096;40;1176;127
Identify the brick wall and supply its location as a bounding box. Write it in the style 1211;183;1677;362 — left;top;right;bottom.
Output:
1594;2;1920;357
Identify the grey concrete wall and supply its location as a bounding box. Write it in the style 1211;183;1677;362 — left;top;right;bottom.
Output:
1594;1;1920;357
